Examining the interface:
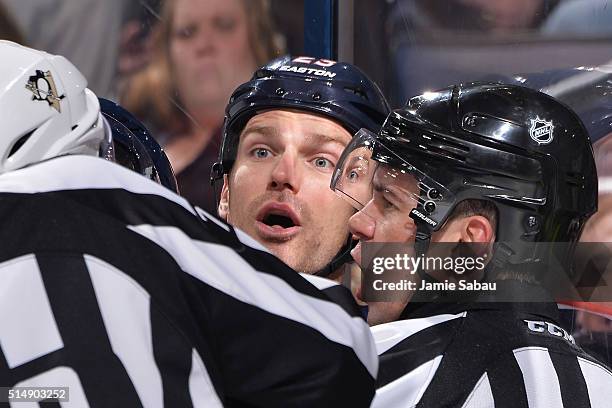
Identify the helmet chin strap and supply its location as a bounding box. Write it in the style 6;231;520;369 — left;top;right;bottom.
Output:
482;242;514;283
411;216;435;283
414;227;431;260
209;161;225;211
314;235;355;278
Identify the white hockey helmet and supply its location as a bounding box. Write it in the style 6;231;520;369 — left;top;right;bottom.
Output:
0;40;109;174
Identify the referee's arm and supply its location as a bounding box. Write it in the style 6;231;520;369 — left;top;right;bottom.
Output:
191;243;378;407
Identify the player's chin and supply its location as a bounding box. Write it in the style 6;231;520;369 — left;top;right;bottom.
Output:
283;252;319;274
265;242;299;265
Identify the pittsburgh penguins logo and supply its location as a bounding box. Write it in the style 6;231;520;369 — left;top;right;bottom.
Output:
25;70;65;113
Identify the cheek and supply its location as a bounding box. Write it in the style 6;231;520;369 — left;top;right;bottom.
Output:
375;219;416;242
326;199;354;224
169;43;191;78
170;40;187;60
306;177;348;206
232;161;265;182
303;180;352;217
230;165;265;198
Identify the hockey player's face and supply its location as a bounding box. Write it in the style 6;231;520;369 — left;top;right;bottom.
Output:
220;110;355;274
347;167;420;325
348;166;420;266
170;0;257;115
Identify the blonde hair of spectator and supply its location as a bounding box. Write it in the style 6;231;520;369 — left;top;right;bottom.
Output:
122;0;283;134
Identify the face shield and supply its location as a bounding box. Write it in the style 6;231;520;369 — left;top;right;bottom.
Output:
331;129;456;232
98;116;115;161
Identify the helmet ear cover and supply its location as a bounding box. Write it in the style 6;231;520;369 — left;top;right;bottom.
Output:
99;98;179;194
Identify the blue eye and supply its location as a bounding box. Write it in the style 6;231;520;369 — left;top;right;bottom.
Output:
253;148;270;159
346;166;365;182
313;157;333;169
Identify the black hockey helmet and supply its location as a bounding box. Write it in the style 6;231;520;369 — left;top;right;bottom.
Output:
332;82;597;270
211;55;391;180
485;67;612;143
99;98;179;194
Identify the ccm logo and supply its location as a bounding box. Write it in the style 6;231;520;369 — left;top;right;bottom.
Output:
524;320;576;345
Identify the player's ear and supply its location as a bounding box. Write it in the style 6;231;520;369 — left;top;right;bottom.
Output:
461;215;494;244
218;175;230;221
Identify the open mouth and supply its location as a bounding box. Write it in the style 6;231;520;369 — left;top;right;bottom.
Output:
255;203;302;239
262;212;297;229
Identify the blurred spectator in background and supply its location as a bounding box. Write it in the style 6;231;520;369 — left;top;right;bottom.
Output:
388;0;559;36
383;0;612;106
0;2;23;43
115;2;161;95
575;131;612;367
122;0;283;213
455;0;555;32
572;303;612;367
1;0;145;98
269;0;302;54
581;131;612;243
542;0;612;37
594;134;612;178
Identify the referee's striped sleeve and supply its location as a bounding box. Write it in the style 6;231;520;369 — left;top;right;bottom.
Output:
0;156;379;406
129;224;378;406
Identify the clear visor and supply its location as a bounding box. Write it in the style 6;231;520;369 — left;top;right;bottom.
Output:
98;116;115;161
331;129;454;229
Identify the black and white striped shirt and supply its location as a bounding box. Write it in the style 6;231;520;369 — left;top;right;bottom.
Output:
371;281;612;407
0;155;377;407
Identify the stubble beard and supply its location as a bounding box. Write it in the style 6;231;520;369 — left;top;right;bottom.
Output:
228;191;347;274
